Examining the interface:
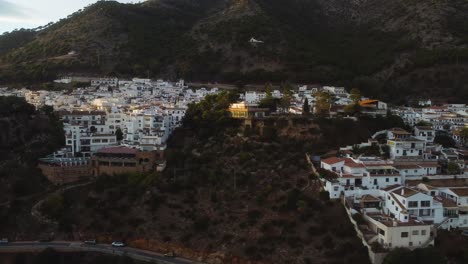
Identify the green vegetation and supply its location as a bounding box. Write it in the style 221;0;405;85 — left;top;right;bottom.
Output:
0;96;35;115
434;135;456;148
302;98;310;115
183;91;239;138
0;96;64;235
0;29;36;56
383;247;446;264
447;162;461;175
0;0;467;101
116;127;124;141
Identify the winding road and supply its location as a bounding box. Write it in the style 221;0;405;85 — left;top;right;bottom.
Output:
0;241;198;264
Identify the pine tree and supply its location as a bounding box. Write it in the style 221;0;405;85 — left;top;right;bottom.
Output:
303;98;310;114
116;128;124;142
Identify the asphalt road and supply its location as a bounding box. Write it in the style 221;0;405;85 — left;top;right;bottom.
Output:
0;241;196;264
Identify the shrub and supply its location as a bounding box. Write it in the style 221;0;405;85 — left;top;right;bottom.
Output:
307;225;326;236
352;213;366;225
193;217;210;232
244;246;258;257
322;235;335;249
319;190;330;201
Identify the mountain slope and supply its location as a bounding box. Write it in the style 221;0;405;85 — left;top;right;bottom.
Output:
0;0;468;101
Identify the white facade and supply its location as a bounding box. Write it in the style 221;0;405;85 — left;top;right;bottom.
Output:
388;138;426;160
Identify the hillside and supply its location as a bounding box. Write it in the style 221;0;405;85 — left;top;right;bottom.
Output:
0;93;414;263
1;0;468;101
0;97;63;207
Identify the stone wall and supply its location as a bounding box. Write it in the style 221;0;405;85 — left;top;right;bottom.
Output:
39;164;93;185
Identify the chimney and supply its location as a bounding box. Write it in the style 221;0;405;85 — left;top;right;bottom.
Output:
393;220;398;227
401;189;405;196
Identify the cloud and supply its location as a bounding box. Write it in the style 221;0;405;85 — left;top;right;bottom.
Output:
0;0;26;17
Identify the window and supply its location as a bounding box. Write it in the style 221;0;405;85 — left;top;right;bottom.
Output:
394;178;398;182
386;178;389;182
401;232;409;238
421;230;427;236
419;209;431;216
421;201;430;207
408;201;418;208
378;228;385;236
412;230;419;236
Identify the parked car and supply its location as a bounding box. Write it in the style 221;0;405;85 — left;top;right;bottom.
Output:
111;241;126;247
0;238;8;244
164;252;176;258
83;239;96;245
462;230;468;236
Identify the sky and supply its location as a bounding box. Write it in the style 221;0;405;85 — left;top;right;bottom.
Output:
0;0;143;34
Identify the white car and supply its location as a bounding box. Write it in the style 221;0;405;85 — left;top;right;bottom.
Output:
111;241;126;247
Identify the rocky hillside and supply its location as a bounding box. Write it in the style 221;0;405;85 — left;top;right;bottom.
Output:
0;0;468;101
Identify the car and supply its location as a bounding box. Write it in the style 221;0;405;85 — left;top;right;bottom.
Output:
83;239;96;245
111;241;126;247
164;252;176;258
0;238;8;244
462;230;468;236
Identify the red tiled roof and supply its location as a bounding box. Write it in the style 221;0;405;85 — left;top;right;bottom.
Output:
394;164;421;169
382;184;401;191
434;196;457;208
392;187;419;198
321;157;344;165
345;162;366;168
450;188;468;197
98;146;138;155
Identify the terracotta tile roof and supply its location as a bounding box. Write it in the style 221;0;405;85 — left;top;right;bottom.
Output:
98;146;138;155
394;164;421;170
345;162;366;168
360;195;381;202
434;196;457;208
321;157;344;165
406;179;468;188
450;188;468;197
392;187;419;198
382;184;401;191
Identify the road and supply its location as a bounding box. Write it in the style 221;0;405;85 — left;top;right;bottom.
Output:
0;241;197;264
